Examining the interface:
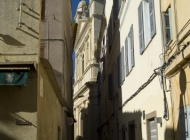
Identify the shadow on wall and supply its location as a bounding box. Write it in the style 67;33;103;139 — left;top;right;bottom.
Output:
164;68;188;140
0;131;16;140
0;68;37;113
0;34;25;47
120;111;143;140
53;68;63;93
76;135;83;140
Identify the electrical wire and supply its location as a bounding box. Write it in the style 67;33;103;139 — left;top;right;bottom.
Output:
119;41;190;109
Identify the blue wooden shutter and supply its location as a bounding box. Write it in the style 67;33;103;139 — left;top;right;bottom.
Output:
125;39;129;76
149;0;156;38
138;2;145;54
129;25;135;68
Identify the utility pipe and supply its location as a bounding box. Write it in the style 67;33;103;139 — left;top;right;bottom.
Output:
18;0;23;27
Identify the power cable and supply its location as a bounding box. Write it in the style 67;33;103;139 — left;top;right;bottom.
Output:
119;41;190;109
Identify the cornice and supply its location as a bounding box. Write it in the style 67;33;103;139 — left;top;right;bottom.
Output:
74;18;92;51
75;22;82;45
73;81;97;101
73;84;88;101
119;0;131;30
73;63;99;86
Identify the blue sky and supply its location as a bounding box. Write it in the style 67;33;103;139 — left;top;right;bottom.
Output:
71;0;89;21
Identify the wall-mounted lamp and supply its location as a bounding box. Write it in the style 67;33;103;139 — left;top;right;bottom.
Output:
143;110;145;120
154;117;162;124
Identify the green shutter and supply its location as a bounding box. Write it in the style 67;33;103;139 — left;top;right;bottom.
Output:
0;71;28;85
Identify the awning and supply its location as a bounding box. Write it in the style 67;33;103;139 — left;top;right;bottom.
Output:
0;62;33;86
0;71;28;85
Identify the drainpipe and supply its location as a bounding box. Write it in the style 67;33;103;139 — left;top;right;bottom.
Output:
159;0;168;120
161;69;168;120
18;0;23;27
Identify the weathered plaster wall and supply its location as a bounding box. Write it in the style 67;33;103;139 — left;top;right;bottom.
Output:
0;0;40;63
0;68;37;140
37;59;64;140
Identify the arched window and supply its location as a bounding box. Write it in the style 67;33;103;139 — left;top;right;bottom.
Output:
82;54;84;74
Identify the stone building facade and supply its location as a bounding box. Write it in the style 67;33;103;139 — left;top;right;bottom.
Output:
73;0;105;140
161;0;190;139
0;0;73;139
97;0;172;140
40;0;74;138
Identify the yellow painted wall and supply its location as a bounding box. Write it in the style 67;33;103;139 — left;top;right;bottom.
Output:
0;0;40;63
162;0;190;139
37;58;64;140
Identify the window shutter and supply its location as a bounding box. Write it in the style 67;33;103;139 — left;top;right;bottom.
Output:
138;2;145;54
149;119;157;140
179;106;190;140
163;8;172;45
117;55;120;87
168;8;172;40
108;73;113;100
109;19;113;52
149;0;156;38
114;67;117;93
121;47;125;84
128;37;132;71
129;25;135;68
125;39;129;76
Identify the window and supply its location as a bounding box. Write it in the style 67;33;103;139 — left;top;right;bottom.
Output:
146;111;158;140
178;106;190;140
125;25;135;76
58;126;61;140
108;73;113;100
82;54;84;73
41;0;46;19
108;18;113;52
138;0;156;54
148;119;157;140
118;47;125;87
163;8;172;46
128;120;136;140
40;42;46;58
113;0;120;24
122;125;126;140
